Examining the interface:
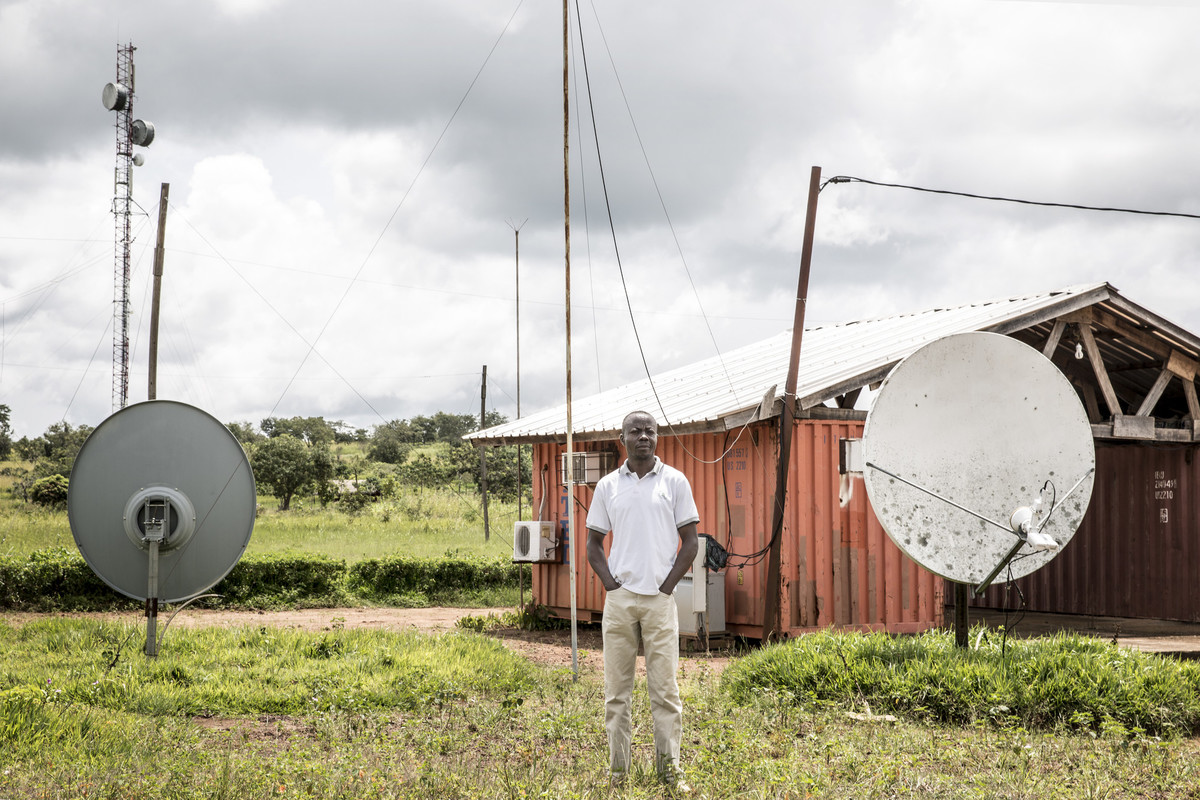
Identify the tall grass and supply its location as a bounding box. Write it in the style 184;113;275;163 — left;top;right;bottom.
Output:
722;626;1200;738
1;618;1199;798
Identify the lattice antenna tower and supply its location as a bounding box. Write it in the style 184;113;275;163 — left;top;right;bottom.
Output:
102;43;155;411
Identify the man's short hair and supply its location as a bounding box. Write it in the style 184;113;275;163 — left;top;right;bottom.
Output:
621;410;657;430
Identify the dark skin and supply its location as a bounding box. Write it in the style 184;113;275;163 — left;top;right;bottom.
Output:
586;412;700;595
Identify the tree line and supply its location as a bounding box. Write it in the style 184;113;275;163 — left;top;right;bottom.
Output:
0;405;528;513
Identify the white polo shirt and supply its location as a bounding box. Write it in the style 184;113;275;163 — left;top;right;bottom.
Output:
585;456;700;596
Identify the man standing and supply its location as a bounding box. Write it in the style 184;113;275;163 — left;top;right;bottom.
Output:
586;410;699;791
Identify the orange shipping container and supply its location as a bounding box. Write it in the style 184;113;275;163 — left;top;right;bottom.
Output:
528;417;943;638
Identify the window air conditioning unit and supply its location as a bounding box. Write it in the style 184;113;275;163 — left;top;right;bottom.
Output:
561;451;616;485
512;521;557;562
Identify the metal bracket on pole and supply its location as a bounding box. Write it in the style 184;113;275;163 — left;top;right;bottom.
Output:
141;498;167;658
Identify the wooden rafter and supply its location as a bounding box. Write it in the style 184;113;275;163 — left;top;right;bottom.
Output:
1135;366;1173;417
1042;319;1067;358
1074;322;1122;417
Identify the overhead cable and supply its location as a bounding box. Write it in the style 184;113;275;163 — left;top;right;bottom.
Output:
823;175;1200;220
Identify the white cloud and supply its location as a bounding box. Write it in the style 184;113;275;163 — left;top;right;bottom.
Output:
2;0;1200;439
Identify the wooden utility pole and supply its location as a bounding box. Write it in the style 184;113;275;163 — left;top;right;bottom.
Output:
763;166;821;641
480;365;490;541
147;182;169;401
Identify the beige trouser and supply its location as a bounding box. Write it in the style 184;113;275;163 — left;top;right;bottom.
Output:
601;587;682;776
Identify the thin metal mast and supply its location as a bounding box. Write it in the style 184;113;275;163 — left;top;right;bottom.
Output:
563;0;579;678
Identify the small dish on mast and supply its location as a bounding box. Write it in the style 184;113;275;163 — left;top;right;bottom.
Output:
861;332;1095;595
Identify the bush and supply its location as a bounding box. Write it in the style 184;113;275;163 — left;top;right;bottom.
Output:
348;555;528;606
0;548;133;611
720;628;1200;737
0;549;527;612
214;554;350;608
29;475;69;507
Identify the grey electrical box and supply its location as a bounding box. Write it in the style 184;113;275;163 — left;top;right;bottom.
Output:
676;572;725;635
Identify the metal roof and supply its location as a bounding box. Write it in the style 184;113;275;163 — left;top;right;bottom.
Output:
468;282;1200;445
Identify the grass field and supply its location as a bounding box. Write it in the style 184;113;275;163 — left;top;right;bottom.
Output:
3;460;1200;796
1;617;1198;798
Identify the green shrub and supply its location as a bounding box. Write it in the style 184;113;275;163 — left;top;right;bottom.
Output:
0;547;130;611
347;554;527;605
29;475;69;507
214;553;350;608
0;549;526;611
721;628;1200;737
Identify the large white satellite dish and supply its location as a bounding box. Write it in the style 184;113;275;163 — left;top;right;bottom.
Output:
862;332;1094;593
69;401;256;651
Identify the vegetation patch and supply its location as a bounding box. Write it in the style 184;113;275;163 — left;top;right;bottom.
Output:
1;618;1199;798
721;627;1200;737
0;549;529;612
0;617;538;720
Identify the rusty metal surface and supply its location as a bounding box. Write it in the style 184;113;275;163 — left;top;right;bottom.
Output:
530;420;944;637
972;441;1200;622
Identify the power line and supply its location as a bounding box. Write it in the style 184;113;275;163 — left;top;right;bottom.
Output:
823;175;1200;220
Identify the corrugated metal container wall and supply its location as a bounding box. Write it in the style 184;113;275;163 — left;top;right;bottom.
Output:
530;420;944;636
781;420;942;635
972;442;1200;622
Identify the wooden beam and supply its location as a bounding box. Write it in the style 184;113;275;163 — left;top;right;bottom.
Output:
836;387;862;409
1183;378;1200;421
1167;349;1199;381
797;407;868;421
1104;292;1200;359
1042;319;1067;359
1090;306;1174;361
1077;381;1101;423
1135;366;1173;417
1076;323;1122;417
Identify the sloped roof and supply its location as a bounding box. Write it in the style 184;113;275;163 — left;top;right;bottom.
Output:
467;282;1200;445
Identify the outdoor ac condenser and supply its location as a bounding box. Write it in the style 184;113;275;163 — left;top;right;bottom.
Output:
512;521;557;562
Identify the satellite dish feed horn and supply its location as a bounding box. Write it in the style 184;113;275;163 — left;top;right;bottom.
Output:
860;332;1095;632
68;401;256;656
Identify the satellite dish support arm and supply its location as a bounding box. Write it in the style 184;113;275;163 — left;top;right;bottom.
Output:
864;462;1014;535
866;461;1095;596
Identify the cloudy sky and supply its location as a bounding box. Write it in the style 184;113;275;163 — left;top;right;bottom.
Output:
1;0;1199;439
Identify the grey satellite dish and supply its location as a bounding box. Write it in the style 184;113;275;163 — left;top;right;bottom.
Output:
69;400;256;609
102;82;128;111
862;332;1094;594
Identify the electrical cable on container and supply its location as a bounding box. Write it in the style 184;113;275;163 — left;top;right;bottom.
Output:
824;175;1200;220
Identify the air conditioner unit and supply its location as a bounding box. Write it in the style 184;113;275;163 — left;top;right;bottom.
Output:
512;521;557;562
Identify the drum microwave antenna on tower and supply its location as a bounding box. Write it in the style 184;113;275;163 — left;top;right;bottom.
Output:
859;332;1095;645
